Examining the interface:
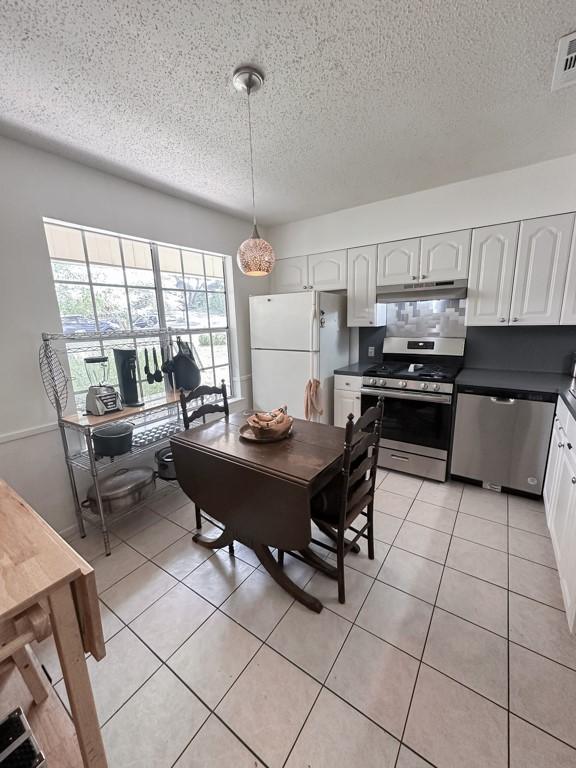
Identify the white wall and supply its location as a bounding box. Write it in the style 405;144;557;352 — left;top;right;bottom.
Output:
0;135;269;533
268;153;576;259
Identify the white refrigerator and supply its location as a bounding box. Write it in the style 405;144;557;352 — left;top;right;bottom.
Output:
250;291;350;424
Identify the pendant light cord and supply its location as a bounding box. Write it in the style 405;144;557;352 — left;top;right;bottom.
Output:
246;86;257;230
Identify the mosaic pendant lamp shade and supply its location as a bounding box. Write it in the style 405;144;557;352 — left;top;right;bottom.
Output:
233;66;275;277
237;224;275;276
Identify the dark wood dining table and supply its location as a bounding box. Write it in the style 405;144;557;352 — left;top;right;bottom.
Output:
170;412;346;612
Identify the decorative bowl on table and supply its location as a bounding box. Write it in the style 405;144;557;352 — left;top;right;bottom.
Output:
240;406;293;442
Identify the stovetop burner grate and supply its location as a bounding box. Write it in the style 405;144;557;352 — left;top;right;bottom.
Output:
366;358;462;382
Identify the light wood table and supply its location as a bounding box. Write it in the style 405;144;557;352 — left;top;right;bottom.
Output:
0;480;107;767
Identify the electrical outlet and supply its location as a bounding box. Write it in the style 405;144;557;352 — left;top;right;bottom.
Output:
368;346;375;357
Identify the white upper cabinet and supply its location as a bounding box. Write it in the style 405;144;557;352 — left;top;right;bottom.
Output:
271;255;308;293
420;230;471;281
347;245;377;326
377;238;420;286
466;222;519;326
510;213;575;325
308;250;347;290
271;251;346;292
560;224;576;325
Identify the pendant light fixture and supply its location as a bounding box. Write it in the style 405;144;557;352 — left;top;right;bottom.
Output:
233;66;276;276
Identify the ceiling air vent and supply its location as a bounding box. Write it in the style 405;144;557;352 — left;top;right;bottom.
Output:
552;31;576;90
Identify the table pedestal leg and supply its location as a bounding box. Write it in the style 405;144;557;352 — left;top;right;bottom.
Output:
254;544;323;613
193;528;235;550
297;547;338;578
49;583;107;768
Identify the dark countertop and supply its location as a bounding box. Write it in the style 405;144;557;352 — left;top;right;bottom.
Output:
456;368;572;394
457;368;576;417
334;362;372;377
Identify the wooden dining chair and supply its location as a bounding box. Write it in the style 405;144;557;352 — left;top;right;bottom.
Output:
179;381;233;552
300;397;384;603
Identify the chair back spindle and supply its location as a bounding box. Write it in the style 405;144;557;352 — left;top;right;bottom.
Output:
179;380;229;430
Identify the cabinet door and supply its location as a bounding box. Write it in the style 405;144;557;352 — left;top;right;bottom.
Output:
544;418;565;524
376;238;420;286
347;246;377;327
560;225;576;324
466;223;519;326
510;213;574;325
308;250;347;290
420;230;471;281
334;388;361;427
271;255;308;293
550;442;576;628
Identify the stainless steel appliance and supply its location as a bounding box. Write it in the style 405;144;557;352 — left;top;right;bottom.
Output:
114;348;143;407
361;337;465;481
84;356;123;415
451;387;555;494
82;467;156;517
377;278;467;303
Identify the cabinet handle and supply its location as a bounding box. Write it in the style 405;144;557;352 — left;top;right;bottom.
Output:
569;443;573;450
572;477;576;484
369;320;374;325
559;442;565;448
411;275;417;280
421;274;427;279
355;395;360;401
499;317;506;323
345;382;350;386
512;317;519;323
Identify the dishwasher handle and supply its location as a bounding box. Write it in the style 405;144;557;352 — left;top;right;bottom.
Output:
490;397;516;405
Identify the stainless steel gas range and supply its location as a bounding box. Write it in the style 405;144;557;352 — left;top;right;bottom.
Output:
360;337;465;482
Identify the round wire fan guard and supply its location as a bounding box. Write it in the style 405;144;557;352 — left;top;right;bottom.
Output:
39;343;69;410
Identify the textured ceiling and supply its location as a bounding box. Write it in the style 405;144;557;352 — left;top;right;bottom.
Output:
0;1;575;225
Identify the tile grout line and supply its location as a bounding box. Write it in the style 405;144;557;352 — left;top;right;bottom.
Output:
74;482;573;765
392;484;463;768
99;536;576;759
279;507;408;768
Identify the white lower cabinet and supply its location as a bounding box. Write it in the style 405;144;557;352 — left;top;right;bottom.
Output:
333;375;362;427
544;401;576;631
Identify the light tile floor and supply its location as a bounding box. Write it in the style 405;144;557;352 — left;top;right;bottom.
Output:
49;473;576;767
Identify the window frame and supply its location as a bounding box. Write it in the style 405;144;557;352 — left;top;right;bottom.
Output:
45;219;233;406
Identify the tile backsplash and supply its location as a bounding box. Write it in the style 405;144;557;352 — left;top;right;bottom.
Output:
385;299;466;338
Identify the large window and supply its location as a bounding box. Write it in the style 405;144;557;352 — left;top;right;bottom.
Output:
44;220;232;409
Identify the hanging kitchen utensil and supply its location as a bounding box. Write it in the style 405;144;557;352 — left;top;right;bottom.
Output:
161;345;175;389
38;341;68;411
172;336;201;391
144;348;154;384
152;347;163;382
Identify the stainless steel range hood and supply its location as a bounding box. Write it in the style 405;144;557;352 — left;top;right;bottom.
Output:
376;278;467;303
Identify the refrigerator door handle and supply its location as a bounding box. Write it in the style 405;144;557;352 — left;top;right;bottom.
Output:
309;302;317;380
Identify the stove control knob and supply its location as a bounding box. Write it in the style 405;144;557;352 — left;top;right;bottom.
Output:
433;383;441;392
370;378;377;385
421;382;429;390
378;378;387;387
400;381;407;389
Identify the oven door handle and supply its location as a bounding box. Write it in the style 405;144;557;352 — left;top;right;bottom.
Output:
361;387;452;405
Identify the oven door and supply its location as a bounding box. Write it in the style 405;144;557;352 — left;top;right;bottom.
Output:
360;387;453;458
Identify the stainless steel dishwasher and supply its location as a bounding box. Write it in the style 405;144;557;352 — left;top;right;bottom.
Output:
451;387;555;494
